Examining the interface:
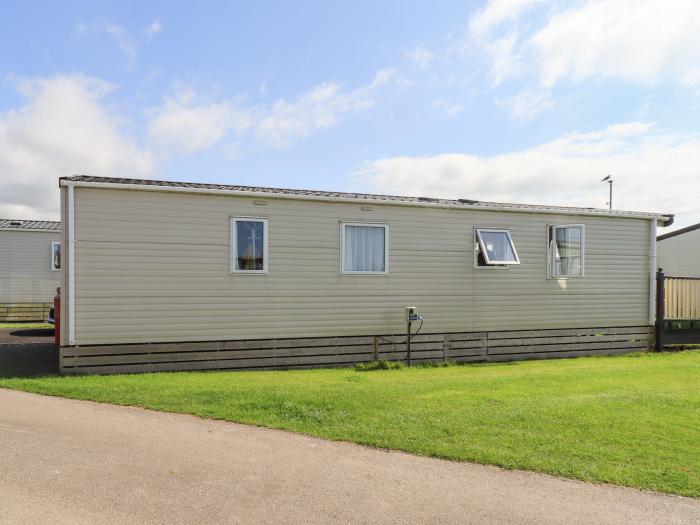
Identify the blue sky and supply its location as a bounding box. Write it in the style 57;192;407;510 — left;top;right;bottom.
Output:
1;0;699;228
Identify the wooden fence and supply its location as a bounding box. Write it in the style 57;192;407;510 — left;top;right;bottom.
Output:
655;270;700;349
664;276;700;320
0;302;52;322
60;325;653;375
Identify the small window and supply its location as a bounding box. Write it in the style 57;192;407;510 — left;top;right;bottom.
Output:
51;241;61;271
549;225;584;278
341;223;388;274
231;218;268;273
475;228;520;266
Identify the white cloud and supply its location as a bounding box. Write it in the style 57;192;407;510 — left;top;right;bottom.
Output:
256;68;394;146
490;33;525;85
430;99;465;118
469;0;546;40
146;19;162;39
148;88;252;154
149;69;395;152
357;122;700;227
256;83;355;146
531;0;700;86
257;68;395;147
257;83;373;146
0;74;152;219
101;20;137;69
466;0;546;84
498;89;553;121
370;68;396;88
80;18;163;68
407;43;432;70
467;0;700;88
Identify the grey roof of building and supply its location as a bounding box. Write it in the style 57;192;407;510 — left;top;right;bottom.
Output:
60;175;674;223
657;222;700;241
0;219;60;231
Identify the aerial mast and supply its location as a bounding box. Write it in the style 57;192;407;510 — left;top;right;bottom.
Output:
601;175;613;210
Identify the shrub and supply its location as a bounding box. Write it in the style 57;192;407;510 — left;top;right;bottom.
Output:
354;360;404;371
414;360;456;368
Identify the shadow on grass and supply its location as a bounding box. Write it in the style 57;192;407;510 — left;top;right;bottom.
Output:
0;343;59;378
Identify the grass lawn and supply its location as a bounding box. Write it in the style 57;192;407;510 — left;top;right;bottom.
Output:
0;322;52;329
1;351;699;497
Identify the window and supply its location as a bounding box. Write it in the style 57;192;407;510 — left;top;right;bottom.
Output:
341;223;388;274
51;241;61;271
549;225;584;278
231;218;268;273
475;228;520;266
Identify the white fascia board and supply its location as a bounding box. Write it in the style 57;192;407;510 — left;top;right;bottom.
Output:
59;179;673;224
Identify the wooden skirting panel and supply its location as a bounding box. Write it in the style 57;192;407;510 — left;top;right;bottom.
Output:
0;302;52;322
60;326;653;375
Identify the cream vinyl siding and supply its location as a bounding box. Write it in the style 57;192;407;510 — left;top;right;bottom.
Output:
68;187;653;345
657;228;700;278
0;230;61;303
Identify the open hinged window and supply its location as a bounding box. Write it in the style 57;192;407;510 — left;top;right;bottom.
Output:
548;224;584;278
475;228;520;266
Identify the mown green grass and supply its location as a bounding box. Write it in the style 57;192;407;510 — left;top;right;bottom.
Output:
0;323;52;329
1;352;698;497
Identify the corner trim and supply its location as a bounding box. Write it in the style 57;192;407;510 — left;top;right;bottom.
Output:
67;182;76;345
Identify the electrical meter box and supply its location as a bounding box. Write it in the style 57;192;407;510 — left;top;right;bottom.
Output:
405;306;417;322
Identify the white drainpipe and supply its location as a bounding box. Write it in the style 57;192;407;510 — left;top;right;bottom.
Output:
649;219;658;325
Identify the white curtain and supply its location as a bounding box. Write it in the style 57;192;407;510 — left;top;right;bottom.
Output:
344;225;385;272
554;226;582;276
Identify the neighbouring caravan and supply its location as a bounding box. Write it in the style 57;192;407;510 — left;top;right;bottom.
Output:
657;222;700;278
0;219;61;321
58;176;673;374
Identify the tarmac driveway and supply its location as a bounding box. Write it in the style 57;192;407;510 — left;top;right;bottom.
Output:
0;328;57;378
0;388;698;524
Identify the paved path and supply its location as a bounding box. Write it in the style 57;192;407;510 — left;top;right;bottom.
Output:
0;389;697;524
0;328;57;378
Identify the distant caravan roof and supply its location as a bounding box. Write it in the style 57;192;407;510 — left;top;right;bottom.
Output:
657;222;700;241
0;219;60;231
60;175;674;225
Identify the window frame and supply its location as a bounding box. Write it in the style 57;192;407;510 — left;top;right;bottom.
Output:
547;224;585;279
340;222;389;275
230;217;269;274
50;241;61;271
474;228;521;267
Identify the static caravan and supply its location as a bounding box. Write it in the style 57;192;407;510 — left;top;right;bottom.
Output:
657;223;700;278
58;176;673;374
0;219;61;322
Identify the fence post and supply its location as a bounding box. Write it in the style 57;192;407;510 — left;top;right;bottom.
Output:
655;268;665;351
